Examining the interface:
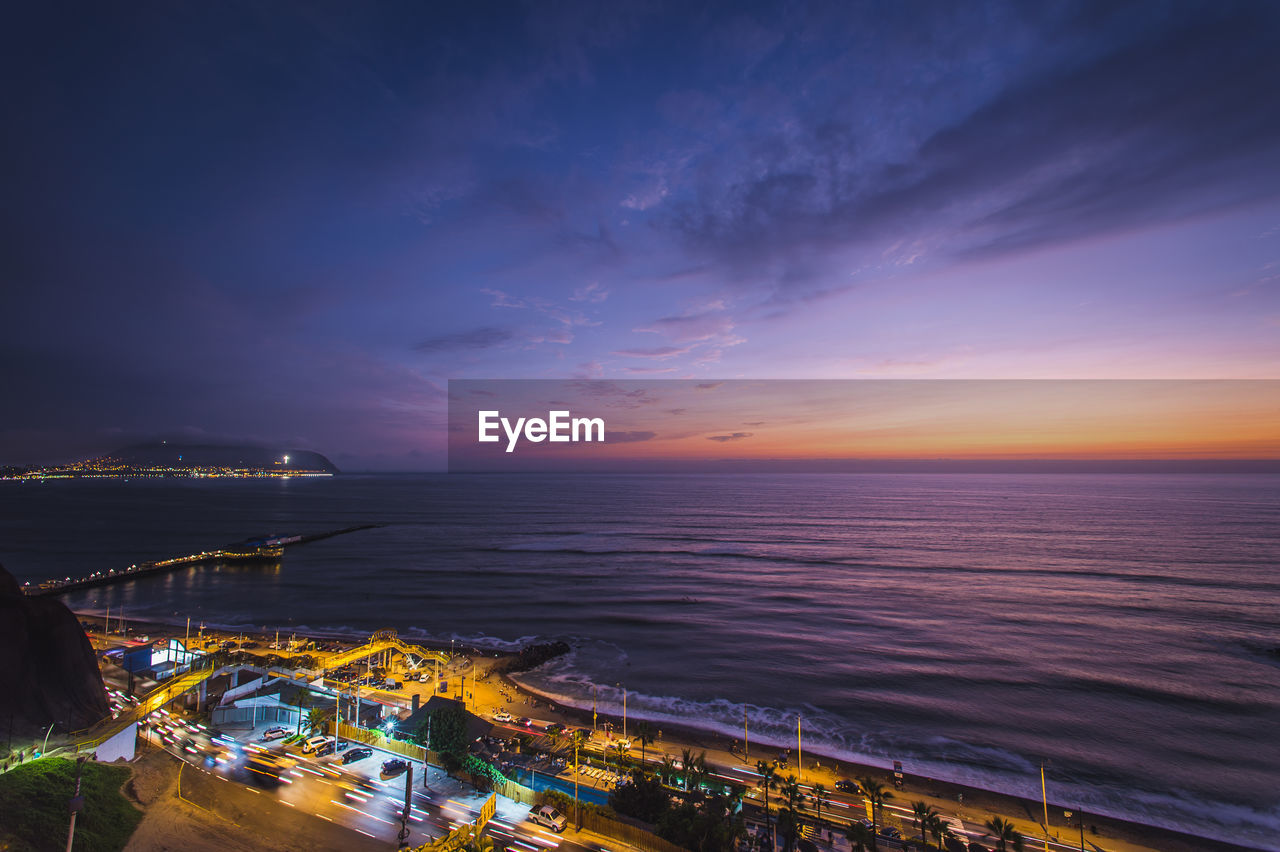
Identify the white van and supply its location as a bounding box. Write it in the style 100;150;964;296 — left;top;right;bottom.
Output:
301;735;332;754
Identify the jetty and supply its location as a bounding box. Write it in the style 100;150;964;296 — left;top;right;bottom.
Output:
22;523;381;597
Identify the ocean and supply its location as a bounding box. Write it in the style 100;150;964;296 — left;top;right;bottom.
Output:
2;473;1277;848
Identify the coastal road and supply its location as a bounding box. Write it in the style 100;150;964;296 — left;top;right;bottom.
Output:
143;722;619;852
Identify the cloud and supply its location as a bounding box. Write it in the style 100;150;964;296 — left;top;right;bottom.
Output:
415;327;514;353
570;282;609;302
707;431;753;442
612;345;694;359
662;6;1280;293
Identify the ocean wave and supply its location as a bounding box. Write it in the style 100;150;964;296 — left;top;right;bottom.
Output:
512;644;1280;851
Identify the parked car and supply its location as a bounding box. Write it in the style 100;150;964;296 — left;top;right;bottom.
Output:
301;735;332;754
529;804;567;832
382;757;410;776
260;726;290;741
316;739;349;757
877;826;901;839
493;711;515;723
342;746;374;765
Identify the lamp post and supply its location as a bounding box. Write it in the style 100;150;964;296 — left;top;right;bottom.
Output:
40;722;55;757
65;755;86;852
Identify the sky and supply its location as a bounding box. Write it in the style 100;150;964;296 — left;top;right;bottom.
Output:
3;1;1279;470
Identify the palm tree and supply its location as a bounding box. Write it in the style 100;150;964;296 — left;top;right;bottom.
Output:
985;817;1024;852
911;801;938;847
811;782;827;825
846;821;874;852
756;759;778;848
926;812;952;850
633;721;656;767
306;706;331;736
779;774;803;852
689;750;710;794
659;754;678;787
857;777;893;846
681;748;697;790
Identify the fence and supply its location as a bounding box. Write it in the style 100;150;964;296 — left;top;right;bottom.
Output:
493;776;537;805
337;721;426;762
574;810;690;852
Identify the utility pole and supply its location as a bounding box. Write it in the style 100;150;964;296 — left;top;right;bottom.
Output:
1041;763;1051;852
744;707;749;761
797;715;802;778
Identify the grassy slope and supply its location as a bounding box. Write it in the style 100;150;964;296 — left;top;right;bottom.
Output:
0;758;141;852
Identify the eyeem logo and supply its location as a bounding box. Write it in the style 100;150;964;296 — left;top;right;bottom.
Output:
478;410;605;453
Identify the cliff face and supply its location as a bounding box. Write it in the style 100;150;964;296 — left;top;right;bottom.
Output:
0;563;109;738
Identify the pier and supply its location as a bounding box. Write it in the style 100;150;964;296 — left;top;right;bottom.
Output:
22;523;381;597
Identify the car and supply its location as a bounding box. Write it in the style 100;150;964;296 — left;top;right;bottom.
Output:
529;804;567;832
382;757;410;776
493;711;514;723
418;672;430;683
316;739;349;757
518;717;533;728
261;726;290;741
342;746;374;764
877;826;901;839
544;722;565;735
834;779;858;793
301;735;332;754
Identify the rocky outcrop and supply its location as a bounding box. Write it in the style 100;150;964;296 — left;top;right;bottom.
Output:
0;562;109;737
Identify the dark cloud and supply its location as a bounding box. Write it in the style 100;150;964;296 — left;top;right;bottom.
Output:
665;3;1280;289
707;431;753;442
415;327;514;353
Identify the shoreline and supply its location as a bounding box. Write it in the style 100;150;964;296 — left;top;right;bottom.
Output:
80;610;1261;852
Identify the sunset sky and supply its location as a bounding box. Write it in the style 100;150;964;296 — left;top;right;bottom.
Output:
3;2;1279;469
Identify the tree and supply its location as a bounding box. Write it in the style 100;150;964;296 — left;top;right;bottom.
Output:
755;760;778;848
634;721;656;767
681;748;697;791
846;821;874;852
779;775;803;852
811;782;827;825
306;707;331;736
926;812;952;850
985;817;1024;852
911;801;938;847
658;754;678;787
856;777;893;850
610;768;670;823
420;703;468;754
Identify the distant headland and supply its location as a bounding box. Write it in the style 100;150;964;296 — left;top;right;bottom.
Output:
0;441;338;480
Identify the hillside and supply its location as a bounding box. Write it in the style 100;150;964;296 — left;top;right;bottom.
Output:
105;442;339;473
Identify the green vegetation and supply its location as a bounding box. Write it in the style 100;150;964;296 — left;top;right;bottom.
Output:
0;758;142;852
608;764;744;852
418;702;468;754
985;816;1024;852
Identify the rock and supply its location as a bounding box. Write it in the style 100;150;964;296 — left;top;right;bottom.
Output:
0;562;110;738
